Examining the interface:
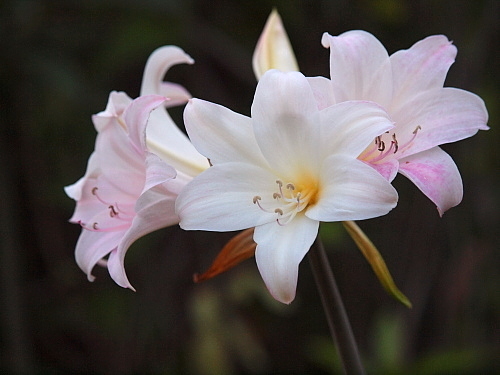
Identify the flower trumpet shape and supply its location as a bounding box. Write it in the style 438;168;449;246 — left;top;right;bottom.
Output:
176;70;398;304
319;31;489;215
65;46;209;289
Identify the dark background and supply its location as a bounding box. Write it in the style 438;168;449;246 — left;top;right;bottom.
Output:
0;0;498;374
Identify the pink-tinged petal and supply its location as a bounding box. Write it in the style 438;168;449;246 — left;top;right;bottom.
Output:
390;87;489;158
252;70;321;176
142;152;176;194
108;186;181;289
139;46;207;177
140;46;194;96
319;100;394;158
252;9;299;79
158;82;192;107
398;147;463;215
390;35;456;104
369;159;400;181
307;155;398;222
75;229;125;282
123;95;167;153
307;76;336;110
184;99;267;166
177;162;278;231
92;91;132;132
321;31;393;106
254;215;319;304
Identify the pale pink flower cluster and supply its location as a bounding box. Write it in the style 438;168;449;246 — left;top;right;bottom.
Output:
66;12;488;303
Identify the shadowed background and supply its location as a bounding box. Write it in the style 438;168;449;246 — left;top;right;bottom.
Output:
0;0;498;374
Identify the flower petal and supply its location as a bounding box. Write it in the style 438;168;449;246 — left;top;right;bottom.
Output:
177;162;278;231
321;31;393;106
92;91;132;132
398;147;463;215
123;95;168;152
140;45;194;96
389;35;456;105
140;46;208;177
143;151;177;194
183;99;267;166
307;155;398;221
307;76;336;110
108;186;181;289
158;82;191;107
75;229;125;282
369;159;400;181
251;70;321;176
254;215;319;304
252;9;299;79
390;87;489;158
319;100;394;159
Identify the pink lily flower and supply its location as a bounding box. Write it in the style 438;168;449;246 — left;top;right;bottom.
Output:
65;47;208;289
318;31;489;215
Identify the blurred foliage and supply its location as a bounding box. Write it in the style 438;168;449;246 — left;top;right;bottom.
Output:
0;0;498;374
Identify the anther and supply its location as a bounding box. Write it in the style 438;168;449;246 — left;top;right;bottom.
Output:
274;208;284;215
253;196;261;204
378;140;386;152
286;183;295;190
109;205;118;217
273;193;281;199
392;133;399;153
92;222;99;230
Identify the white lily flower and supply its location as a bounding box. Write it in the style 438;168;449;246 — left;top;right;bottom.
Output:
177;70;398;304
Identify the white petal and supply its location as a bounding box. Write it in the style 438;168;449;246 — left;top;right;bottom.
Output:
307;155;398;221
176;162;278;231
140;47;207;177
108;186;181;289
321;31;393;106
123;95;168;152
75;229;125;282
251;70;321;176
143;152;177;193
184;99;267;166
319;101;394;158
140;46;194;96
390;35;456;104
307;76;336;110
390;88;489;158
254;215;319;304
398;147;463;215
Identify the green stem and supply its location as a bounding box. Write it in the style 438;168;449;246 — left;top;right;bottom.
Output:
308;237;365;375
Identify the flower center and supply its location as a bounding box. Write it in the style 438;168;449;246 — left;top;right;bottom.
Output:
253;179;318;226
78;187;133;232
360;125;421;163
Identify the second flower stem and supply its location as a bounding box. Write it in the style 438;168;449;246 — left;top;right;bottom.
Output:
308;237;366;375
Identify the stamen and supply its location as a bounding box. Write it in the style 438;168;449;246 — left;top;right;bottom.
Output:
378;140;386;152
392;133;399;153
109;205;118;217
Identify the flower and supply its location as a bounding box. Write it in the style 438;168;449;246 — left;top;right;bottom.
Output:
252;9;298;80
65;46;209;289
176;70;398;304
319;31;489;215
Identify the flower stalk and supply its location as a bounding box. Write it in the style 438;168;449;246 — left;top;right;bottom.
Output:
308;236;366;375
